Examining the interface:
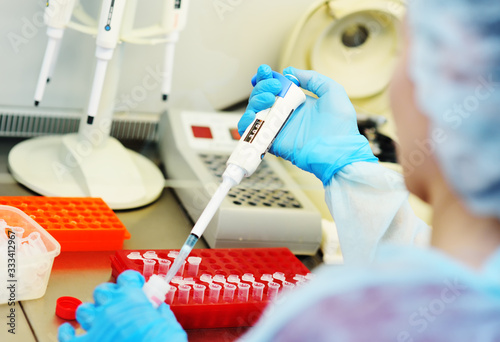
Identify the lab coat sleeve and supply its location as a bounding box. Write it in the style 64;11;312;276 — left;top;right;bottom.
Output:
325;161;431;264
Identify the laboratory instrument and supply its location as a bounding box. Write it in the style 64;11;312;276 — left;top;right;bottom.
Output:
86;0;128;125
280;0;405;120
160;109;322;253
161;0;190;101
144;71;310;307
10;0;195;209
110;247;312;329
34;0;77;106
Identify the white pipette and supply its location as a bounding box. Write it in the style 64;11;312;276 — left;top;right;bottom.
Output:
86;0;128;125
34;0;76;106
143;71;306;307
161;0;190;101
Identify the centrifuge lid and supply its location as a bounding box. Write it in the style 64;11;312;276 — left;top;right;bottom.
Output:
280;0;405;100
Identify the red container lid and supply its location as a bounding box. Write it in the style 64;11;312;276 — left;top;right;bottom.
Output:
56;296;82;320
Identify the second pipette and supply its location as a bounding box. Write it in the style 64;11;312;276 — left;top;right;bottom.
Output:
86;0;128;125
143;71;306;307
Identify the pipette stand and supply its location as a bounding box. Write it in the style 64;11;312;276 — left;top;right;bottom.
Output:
8;45;164;210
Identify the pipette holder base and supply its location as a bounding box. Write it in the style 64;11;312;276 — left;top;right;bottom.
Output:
110;247;311;329
7;133;164;210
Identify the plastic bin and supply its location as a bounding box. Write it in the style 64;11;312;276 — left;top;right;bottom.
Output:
0;205;61;303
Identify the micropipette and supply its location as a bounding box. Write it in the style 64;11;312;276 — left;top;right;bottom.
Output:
161;0;190;101
142;70;306;307
34;0;76;106
86;0;128;125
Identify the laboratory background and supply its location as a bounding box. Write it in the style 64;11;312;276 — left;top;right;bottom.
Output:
0;0;432;341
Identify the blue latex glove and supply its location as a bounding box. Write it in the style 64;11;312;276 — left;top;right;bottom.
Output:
238;64;378;185
58;270;187;342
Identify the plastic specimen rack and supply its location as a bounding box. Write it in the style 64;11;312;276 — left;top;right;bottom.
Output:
0;197;130;251
110;247;312;329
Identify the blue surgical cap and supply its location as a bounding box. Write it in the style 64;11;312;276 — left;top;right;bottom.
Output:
407;0;500;219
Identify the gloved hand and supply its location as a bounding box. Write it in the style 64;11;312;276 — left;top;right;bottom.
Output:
58;270;187;342
238;64;378;185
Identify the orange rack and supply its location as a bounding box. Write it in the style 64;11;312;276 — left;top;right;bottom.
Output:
0;197;130;251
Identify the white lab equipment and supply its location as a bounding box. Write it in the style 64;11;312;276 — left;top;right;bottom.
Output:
34;0;77;106
8;0;192;209
280;0;405;120
161;0;190;101
86;0;129;125
159;110;322;254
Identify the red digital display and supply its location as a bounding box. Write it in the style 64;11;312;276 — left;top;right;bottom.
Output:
230;128;240;140
191;126;213;139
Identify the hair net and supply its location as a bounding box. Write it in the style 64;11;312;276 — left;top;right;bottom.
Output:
407;0;500;219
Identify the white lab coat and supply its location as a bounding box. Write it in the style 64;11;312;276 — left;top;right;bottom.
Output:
238;163;500;341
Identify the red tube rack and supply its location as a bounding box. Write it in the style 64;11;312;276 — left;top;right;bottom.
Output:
110;248;311;329
0;197;130;251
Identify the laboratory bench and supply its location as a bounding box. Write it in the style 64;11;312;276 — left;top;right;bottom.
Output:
0;137;322;342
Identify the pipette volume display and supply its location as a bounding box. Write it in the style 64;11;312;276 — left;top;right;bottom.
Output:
143;70;306;307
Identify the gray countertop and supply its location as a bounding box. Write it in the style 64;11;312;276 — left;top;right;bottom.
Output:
0;137;319;342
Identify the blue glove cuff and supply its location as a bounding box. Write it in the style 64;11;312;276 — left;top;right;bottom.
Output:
295;134;378;186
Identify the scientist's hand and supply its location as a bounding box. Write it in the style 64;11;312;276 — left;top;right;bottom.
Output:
58;270;187;342
238;64;378;185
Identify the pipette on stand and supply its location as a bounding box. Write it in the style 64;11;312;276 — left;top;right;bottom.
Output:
143;71;306;307
86;0;128;125
161;0;190;101
47;37;63;84
34;0;76;106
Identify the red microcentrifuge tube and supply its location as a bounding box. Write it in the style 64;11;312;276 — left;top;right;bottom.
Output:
208;283;222;303
158;259;171;276
200;274;212;284
178;284;191;304
213;274;226;284
175;261;186;277
127;251;142;260
143;251;158;259
165;285;177;305
252;282;265;301
187;256;202;277
267;282;281;300
193;284;206;304
223;283;237;302
273;272;286;281
143;259;156;278
282;281;295;292
242;273;255;283
261;274;273;282
227;274;240;283
237;282;250;302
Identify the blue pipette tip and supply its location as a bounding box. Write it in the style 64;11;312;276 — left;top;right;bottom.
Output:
86;116;94;125
162;94;168;101
34;101;39;107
